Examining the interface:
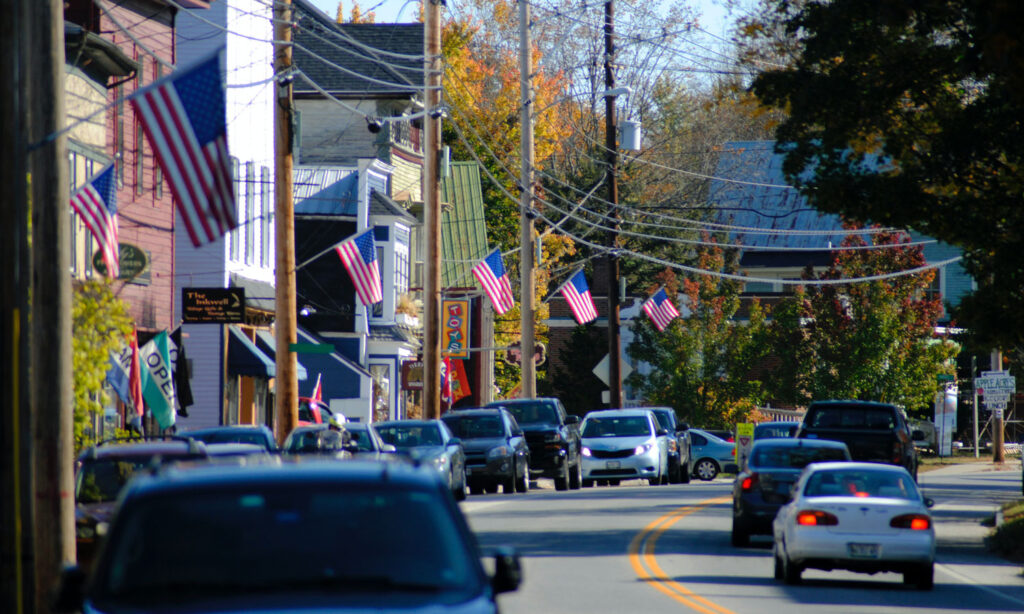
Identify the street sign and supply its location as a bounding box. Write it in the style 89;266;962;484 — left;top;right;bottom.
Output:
936;373;955;382
736;423;755;470
592;353;633;387
288;343;335;354
182;287;245;323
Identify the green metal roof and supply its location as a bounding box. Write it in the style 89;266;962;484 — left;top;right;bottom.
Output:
441;162;490;290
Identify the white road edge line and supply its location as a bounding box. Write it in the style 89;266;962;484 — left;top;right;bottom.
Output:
937;563;1024;608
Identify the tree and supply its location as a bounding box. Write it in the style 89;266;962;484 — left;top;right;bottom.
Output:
764;229;959;415
744;0;1024;352
71;280;133;450
626;248;771;428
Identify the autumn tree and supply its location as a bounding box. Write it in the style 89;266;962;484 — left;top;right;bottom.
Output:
764;230;959;416
744;0;1024;352
626;247;771;428
71;280;134;450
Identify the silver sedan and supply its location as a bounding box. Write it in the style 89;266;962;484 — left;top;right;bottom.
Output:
773;461;936;589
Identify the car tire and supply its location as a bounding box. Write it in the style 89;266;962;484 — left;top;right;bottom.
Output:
731;516;750;547
469;483;484;496
679;460;690;484
485;482;499;494
905;563;934;590
695;458;719;481
773;545;784;581
554;459;570;491
782;551;801;585
452;468;467;501
569;460;582;490
648;476;661;486
608;479;620;486
669;458;682;484
516;464;529;493
503;469;518;495
582;479;594;488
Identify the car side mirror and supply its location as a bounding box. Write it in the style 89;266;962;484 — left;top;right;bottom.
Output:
565;415;580;425
490;547;522;594
678;423;690;432
447;437;462;447
657;428;669;437
381;444;397;453
924;497;935;508
53;565;86;613
912;430;926;441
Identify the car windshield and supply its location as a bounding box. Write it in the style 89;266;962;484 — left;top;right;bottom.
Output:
809;406;895;429
582;416;651;438
751;445;848;469
346;428;376;452
503;402;558;426
92;484;483;602
754;424;796;439
442;415;505;439
189;431;269;449
804;469;919;500
76;459;151;504
376;425;443;448
283;429;346;453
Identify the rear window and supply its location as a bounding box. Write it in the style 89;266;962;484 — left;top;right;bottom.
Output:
501;402;558;426
751;445;849;469
804;468;919;500
808;406;896;429
441;415;505;439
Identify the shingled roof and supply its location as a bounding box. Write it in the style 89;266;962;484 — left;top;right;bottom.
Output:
292;0;423;97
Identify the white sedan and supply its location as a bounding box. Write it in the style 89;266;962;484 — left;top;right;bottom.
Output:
773;461;936;590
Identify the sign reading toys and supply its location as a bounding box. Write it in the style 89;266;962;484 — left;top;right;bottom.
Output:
442;300;470;359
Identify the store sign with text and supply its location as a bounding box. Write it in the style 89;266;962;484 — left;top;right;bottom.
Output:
442;300;470;359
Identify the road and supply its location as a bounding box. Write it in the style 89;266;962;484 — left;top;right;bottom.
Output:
461;461;1024;614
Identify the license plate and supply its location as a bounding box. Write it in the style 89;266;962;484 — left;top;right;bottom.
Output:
848;543;880;558
605;461;621;470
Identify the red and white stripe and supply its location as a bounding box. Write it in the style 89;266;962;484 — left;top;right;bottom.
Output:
70;185;119;278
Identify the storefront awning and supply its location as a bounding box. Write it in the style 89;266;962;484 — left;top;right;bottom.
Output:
227;326;275;377
255;330;308;381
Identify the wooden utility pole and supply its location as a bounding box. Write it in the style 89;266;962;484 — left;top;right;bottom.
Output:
273;0;299;445
30;0;74;610
2;0;35;611
604;0;623;409
518;0;536;399
423;0;443;418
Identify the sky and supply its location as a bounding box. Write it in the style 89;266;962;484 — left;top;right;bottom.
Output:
307;0;744;38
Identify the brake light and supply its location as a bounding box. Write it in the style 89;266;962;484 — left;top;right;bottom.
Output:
741;473;759;491
796;510;839;526
890;514;931;530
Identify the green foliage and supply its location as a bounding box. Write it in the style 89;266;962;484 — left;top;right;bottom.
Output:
626;248;771;428
72;280;133;451
746;0;1024;351
763;230;959;416
539;325;606;417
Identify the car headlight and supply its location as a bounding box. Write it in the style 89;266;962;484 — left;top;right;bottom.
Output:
487;446;511;460
581;447;592;457
634;443;653;455
432;455;448;467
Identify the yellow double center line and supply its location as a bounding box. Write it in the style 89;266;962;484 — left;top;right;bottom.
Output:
628;496;736;614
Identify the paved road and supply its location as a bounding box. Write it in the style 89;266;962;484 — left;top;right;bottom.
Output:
462;461;1024;614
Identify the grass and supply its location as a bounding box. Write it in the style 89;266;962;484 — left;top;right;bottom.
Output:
989;501;1024;562
917;452;997;473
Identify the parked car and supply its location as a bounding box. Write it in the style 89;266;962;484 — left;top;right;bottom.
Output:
648;407;692;484
754;421;799;440
181;424;278;452
56;461;522;613
484;397;582;491
795;400;924;480
705;429;735;442
773;462;935;589
579;408;669;487
441;408;529;495
344;422;397;460
375;419;467;501
74;438;209;571
688;428;738;481
731;438;851;546
281;424;353;459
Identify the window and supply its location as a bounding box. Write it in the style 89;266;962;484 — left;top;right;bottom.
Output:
370;364;390;422
153;63;163;198
245;161;255;264
229;158;240;261
135;122;144;196
372;246;385;317
260;166;271;267
744;281;774;293
69;152;78;274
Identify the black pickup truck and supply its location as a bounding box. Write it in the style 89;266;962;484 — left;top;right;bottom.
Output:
795;400;924;480
485;397;582;490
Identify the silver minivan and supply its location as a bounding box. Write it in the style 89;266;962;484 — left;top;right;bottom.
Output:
580;409;669;487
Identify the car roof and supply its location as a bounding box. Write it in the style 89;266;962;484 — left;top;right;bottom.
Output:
376;419;439;427
751;438;847;450
807;400;897;409
204;443;270;455
688;428;729;440
78;439;206;461
802;461;909;473
584;408;653;418
125;460;441;498
486;398;558;406
183;425;270;434
442;408;505;417
756;420;799;427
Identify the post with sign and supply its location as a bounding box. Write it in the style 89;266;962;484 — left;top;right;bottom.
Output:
976;367;1015;463
736;423;754;472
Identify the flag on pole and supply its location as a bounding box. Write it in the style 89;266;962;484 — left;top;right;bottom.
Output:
642;288;680;332
131;53;236;247
69;164;119;278
106;348;132;409
139;331;177;430
557;270;598;324
472;248;515;314
169;327;194;417
311;373;323;404
335;229;383;305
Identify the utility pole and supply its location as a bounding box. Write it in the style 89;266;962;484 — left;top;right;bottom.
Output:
992;349;1004;463
273;0;299;445
972;355;979;459
518;0;536;399
604;0;623;408
2;0;34;611
30;0;74;609
423;0;443;418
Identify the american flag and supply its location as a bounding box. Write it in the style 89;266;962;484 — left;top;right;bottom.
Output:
336;229;383;305
559;270;598;324
642;288;680;332
472;248;515;314
69;164;119;278
131;54;236;247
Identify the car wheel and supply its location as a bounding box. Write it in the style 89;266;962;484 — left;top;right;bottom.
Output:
485;482;499;494
905;563;934;590
608;479;620;486
679;460;690;484
452;468;467;501
782;549;801;585
469;483;484;496
582;479;594;488
516;463;529;493
695;459;719;481
731;516;750;547
669;458;682;484
773;545;784;581
648;476;661;486
554;459;570;491
569;459;582;490
503;470;517;495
